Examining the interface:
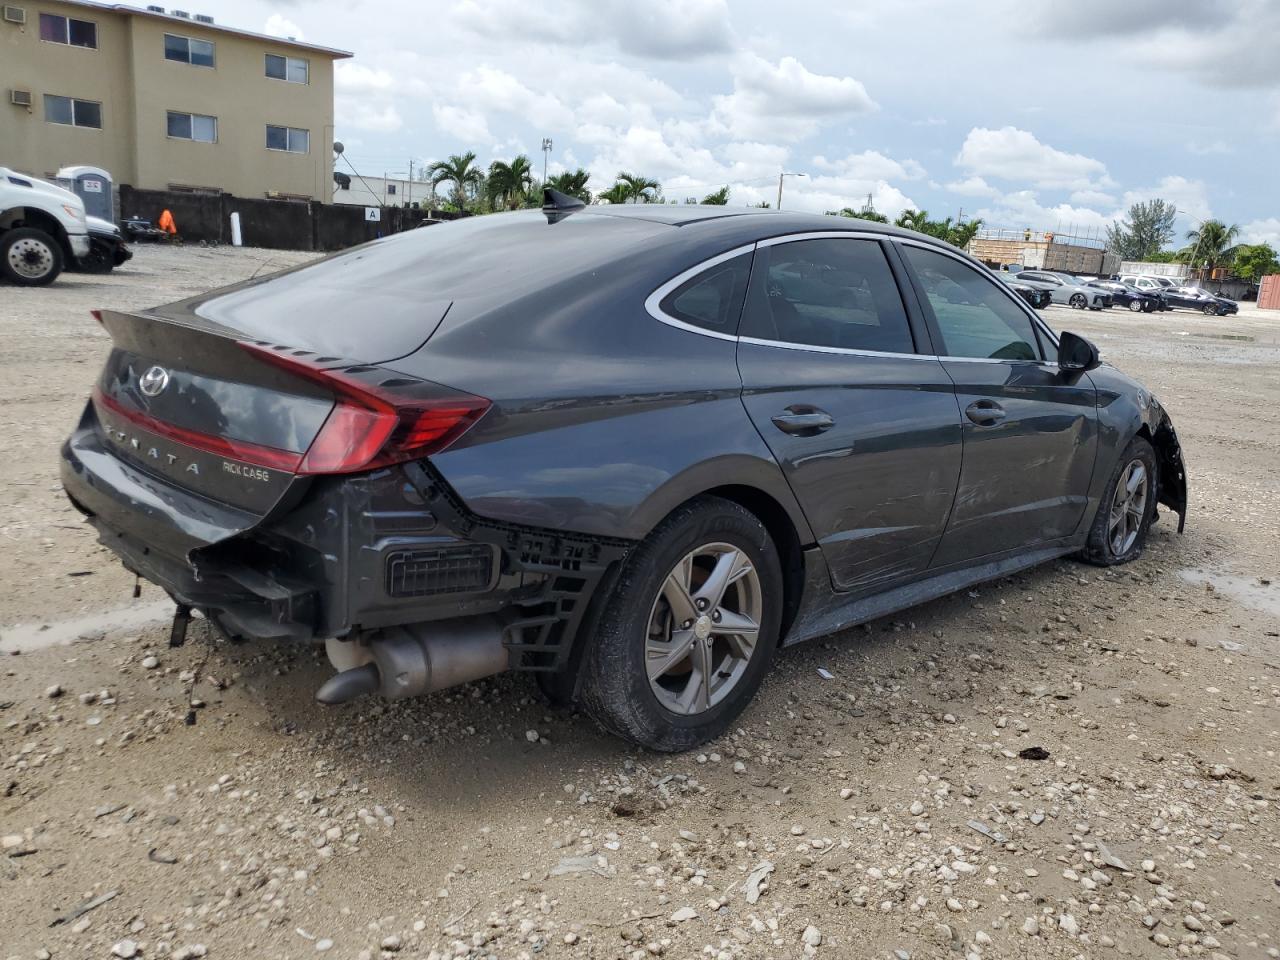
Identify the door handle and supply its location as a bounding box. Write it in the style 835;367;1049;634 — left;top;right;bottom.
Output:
771;407;835;436
965;399;1006;426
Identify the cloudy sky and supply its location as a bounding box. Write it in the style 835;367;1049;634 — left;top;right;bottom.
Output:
221;0;1276;245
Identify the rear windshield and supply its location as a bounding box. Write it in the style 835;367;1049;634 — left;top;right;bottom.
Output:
187;211;667;363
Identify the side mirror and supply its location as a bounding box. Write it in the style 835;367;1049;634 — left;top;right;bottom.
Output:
1058;331;1101;373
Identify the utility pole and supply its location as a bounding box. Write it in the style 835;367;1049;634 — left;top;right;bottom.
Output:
776;171;806;210
407;158;413;208
541;137;553;186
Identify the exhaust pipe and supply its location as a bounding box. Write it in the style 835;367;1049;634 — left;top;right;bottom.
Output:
316;616;509;705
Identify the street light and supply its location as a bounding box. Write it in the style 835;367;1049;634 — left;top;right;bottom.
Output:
541;137;553;186
776;171;806;210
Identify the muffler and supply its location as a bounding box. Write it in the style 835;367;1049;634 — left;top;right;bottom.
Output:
316;616;509;705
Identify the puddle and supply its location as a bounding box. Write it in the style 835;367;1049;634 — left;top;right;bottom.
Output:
0;599;177;653
1178;568;1280;618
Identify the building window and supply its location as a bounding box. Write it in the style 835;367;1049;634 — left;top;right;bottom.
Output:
164;33;215;67
44;94;102;129
166;110;217;143
39;13;98;48
386;184;397;196
265;54;309;84
265;125;309;154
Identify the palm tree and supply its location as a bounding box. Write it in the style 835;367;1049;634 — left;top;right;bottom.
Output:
701;186;729;205
1184;219;1240;277
486;155;534;210
894;209;930;231
831;207;888;223
949;218;983;250
597;182;631;205
615;171;661;204
545;168;592;203
427;151;484;209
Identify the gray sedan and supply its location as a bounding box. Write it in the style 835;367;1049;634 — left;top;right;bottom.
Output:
1015;270;1112;310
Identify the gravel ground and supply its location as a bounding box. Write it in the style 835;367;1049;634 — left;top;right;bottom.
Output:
2;245;1279;960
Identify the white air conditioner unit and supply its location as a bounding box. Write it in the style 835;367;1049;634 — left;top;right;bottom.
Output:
146;4;164;11
2;5;26;24
194;13;213;23
9;89;32;107
171;8;189;17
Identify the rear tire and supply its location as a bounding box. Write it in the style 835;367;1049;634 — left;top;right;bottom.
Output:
1;227;64;286
580;497;782;752
1079;437;1158;567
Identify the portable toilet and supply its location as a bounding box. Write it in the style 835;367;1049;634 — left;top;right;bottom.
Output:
54;165;114;222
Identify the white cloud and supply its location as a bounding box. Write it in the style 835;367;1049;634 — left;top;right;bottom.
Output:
812;150;925;181
712;54;877;140
944;176;998;198
955;126;1111;191
1070;188;1116;207
432;104;493;144
460;66;576;129
1187;139;1233;156
1241;218;1280;247
1118;175;1211;224
972;190;1112;234
262;13;304;41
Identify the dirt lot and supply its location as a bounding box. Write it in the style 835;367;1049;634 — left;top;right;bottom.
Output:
2;246;1279;960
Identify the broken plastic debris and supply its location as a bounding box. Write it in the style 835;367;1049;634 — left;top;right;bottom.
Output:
743;860;775;904
1095;840;1130;872
816;668;834;680
549;855;614;879
967;819;1008;844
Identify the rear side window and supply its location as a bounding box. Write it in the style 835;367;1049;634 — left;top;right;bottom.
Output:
904;246;1042;361
658;253;751;335
740;238;914;353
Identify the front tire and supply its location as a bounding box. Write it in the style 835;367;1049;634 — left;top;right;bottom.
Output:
1;227;64;286
1069;293;1087;309
1202;303;1219;316
580;497;782;752
1080;437;1158;566
1128;299;1144;313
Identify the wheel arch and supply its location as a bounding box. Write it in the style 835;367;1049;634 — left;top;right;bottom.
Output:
4;206;73;256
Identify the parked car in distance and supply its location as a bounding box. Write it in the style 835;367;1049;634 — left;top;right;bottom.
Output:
1014;270;1112;309
1086;279;1160;313
0;166;90;285
1120;275;1238;315
60;198;1188;751
1004;277;1052;309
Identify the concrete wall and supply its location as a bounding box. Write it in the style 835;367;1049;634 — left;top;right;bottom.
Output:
119;184;438;251
0;1;343;199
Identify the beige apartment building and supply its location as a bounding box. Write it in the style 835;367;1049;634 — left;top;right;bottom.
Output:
0;0;351;200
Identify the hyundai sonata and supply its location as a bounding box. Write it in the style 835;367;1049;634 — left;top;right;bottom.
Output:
61;193;1187;751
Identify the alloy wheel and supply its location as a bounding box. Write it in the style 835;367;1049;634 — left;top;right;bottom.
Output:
1108;459;1148;556
1070;293;1087;309
1127;299;1144;312
645;542;762;716
7;237;55;280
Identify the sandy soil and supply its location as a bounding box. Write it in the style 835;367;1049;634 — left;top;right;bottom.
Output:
2;246;1278;960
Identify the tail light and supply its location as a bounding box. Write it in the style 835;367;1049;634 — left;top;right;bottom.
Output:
239;342;490;475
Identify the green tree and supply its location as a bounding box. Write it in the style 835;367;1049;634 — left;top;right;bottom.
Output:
545;168;592;203
1105;199;1178;260
948;218;983;250
749;200;771;208
1229;242;1278;282
1184;219;1240;275
830;207;888;223
598;182;631;205
895;208;930;231
701;186;730;205
890;208;983;249
486;155;534;210
427;151;485;209
614;171;661;203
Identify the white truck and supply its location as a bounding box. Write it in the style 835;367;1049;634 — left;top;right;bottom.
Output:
1;166;91;285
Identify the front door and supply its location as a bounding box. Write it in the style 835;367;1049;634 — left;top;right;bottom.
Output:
898;243;1099;567
736;235;963;594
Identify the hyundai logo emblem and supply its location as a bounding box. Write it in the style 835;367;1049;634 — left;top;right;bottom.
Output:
138;365;170;397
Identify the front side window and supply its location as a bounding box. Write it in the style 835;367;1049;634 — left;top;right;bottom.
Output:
658;252;751;335
166;110;217;142
266;124;309;153
164;33;215;67
904;245;1042;361
39;14;98;47
265;53;309;84
44;94;102;128
740;238;914;353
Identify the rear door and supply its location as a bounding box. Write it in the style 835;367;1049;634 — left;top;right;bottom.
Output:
898;242;1099;567
736;234;963;594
